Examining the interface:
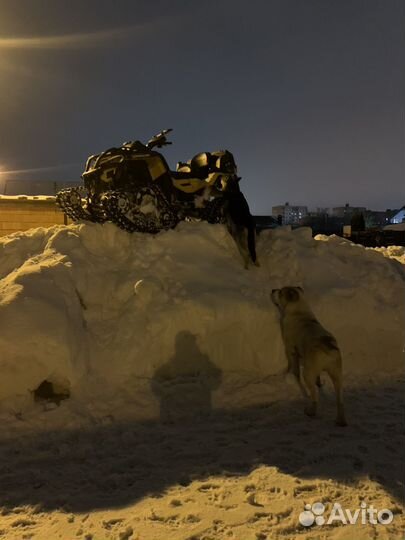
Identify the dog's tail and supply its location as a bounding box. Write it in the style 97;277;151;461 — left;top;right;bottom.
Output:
247;224;257;263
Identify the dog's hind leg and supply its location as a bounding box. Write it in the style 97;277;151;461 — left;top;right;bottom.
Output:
302;367;318;417
287;349;307;398
326;362;347;427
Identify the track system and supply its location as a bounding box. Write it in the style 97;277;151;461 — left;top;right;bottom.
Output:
101;186;178;233
56;187;106;223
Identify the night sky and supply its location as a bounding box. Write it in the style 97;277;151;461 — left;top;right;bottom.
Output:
0;0;403;213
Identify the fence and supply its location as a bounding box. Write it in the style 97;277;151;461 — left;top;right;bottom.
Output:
0;196;68;237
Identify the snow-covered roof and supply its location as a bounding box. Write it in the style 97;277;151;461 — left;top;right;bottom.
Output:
0;179;81;196
0;194;56;201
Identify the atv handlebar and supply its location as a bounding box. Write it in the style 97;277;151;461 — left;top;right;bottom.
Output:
147;129;173;149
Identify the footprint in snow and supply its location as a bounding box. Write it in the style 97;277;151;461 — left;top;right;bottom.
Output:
198;483;220;491
247;493;264;507
293;484;317;495
119;526;134;540
11;519;37;528
102;518;124;529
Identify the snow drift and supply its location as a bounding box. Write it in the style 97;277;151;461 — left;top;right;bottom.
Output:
0;222;404;422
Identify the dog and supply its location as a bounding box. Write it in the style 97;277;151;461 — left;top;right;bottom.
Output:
271;286;347;426
220;176;259;269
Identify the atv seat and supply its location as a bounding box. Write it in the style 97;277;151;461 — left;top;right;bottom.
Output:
171;170;196;180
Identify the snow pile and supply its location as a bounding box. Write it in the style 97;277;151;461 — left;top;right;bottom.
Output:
0;223;404;422
373;244;405;265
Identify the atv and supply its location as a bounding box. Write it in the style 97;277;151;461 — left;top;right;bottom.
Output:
56;129;238;233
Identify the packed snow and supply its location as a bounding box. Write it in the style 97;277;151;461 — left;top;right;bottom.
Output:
373;244;405;265
0;222;404;539
0;223;404;420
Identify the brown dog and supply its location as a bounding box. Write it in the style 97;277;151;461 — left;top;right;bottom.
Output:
272;286;347;426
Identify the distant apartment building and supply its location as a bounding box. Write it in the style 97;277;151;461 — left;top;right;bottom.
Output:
328;205;398;228
271;202;308;225
315;207;330;215
270;201;401;234
330;203;367;219
364;209;396;228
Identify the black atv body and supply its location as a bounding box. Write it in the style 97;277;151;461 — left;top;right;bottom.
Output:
56;130;238;233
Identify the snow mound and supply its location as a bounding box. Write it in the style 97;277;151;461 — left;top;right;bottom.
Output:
0;223;404;423
373;244;405;265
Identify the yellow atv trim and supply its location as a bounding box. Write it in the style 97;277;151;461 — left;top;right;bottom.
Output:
172;177;208;193
172;172;225;194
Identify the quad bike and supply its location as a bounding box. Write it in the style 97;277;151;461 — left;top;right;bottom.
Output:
56;129;238;234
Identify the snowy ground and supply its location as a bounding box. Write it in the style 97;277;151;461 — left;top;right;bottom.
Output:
0;222;404;539
0;376;404;540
